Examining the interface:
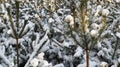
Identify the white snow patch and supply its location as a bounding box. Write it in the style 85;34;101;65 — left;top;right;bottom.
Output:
97;42;102;49
97;50;104;56
74;47;83;57
97;5;102;11
65;15;74;22
5;3;10;8
48;18;54;23
25;14;29;20
34;14;39;19
40;60;51;67
62;41;70;47
64;15;74;28
0;45;5;54
0;64;3;67
116;32;120;38
77;63;86;67
3;12;9;20
91;23;101;30
53;27;62;33
116;0;120;3
118;58;120;63
30;58;39;67
100;62;108;67
17;0;25;2
37;52;44;60
43;24;50;31
90;30;98;37
102;9;109;16
77;61;98;67
7;29;12;35
90;61;98;67
57;9;63;14
0;53;11;66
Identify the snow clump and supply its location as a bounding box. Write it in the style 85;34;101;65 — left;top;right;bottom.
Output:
95;5;102;16
48;18;54;23
100;62;108;67
37;52;44;60
102;9;109;17
30;58;39;67
7;29;12;35
42;60;51;67
90;30;98;37
65;15;74;28
5;3;10;8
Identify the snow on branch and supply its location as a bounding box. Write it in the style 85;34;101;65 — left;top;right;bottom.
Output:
24;30;49;67
0;53;11;67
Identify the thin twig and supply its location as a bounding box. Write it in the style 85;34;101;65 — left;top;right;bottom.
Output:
52;38;64;48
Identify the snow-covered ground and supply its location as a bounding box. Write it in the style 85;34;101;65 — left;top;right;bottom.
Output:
0;0;120;67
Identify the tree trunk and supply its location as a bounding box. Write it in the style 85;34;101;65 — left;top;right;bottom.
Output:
16;38;19;67
86;49;89;67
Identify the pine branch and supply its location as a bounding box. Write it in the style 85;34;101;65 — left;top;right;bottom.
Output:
15;1;20;28
7;7;17;38
18;20;28;38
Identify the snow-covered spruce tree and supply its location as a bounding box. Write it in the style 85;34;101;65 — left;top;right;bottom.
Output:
5;1;30;67
64;0;111;67
23;0;55;67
